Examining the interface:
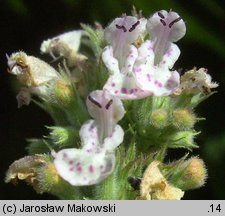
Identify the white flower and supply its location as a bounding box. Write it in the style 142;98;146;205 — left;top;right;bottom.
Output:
7;51;59;107
133;10;186;96
146;10;186;66
102;16;150;99
102;11;185;99
40;30;87;67
53;90;125;186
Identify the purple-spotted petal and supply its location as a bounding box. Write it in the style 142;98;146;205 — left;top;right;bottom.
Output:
103;73;150;100
135;66;180;96
79;120;124;153
164;70;180;91
124;45;138;73
159;43;180;69
102;45;138;75
136;40;155;65
137;40;180;69
102;46;120;75
79;120;100;153
53;149;115;186
102;125;124;152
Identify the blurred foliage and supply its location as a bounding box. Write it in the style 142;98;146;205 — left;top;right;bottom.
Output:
6;0;29;16
204;134;225;164
203;133;225;199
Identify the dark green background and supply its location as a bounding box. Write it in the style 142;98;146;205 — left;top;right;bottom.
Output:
0;0;224;199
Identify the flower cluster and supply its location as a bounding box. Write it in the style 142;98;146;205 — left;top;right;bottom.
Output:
102;10;185;99
6;9;216;200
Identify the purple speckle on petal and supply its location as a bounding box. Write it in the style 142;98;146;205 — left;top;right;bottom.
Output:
166;79;177;89
63;153;68;159
130;89;134;94
100;165;104;170
69;161;74;165
166;49;172;56
69;167;75;172
114;90;118;94
130;55;134;58
128;64;131;68
121;88;127;94
111;83;115;87
155;80;162;88
76;162;81;166
147;74;151;82
134;88;138;92
76;166;82;172
135;67;142;73
89;165;94;173
89;124;95;131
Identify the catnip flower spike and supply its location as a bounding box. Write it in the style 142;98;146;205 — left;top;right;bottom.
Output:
53;90;125;186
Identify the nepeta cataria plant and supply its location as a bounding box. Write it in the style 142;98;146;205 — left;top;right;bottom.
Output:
5;9;217;200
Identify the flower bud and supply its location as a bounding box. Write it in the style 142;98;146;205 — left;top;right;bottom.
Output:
37;162;61;193
53;79;73;106
172;157;207;190
150;109;168;128
172;108;196;129
37;159;78;198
